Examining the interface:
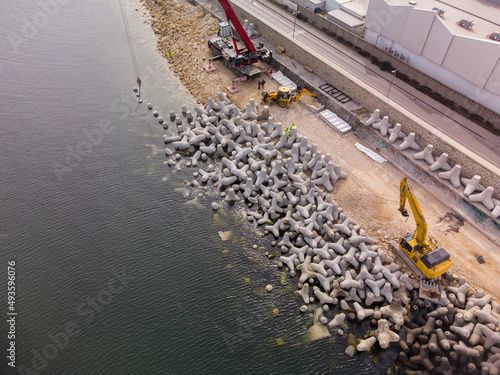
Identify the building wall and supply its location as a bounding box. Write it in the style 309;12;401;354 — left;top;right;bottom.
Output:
364;0;500;114
301;6;499;126
399;9;435;54
421;17;454;65
324;0;340;12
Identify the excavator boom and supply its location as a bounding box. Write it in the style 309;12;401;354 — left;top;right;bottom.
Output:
293;87;316;101
399;177;428;245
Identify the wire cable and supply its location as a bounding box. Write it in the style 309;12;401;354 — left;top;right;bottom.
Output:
119;0;140;80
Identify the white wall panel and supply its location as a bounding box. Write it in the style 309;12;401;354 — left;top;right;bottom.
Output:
399;9;434;54
442;36;500;88
421;17;454;65
485;58;500;96
365;0;410;43
381;5;411;43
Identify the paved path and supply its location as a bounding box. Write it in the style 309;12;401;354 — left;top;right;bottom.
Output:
211;0;500;175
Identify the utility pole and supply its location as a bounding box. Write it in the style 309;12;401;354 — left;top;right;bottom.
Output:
387;69;398;97
293;11;300;38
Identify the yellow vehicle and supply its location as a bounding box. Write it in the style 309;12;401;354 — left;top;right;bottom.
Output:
392;177;452;279
261;86;316;108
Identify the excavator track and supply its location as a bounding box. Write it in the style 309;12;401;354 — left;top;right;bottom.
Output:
389;240;426;278
388;240;442;303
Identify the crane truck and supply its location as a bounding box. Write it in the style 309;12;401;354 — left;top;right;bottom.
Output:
207;0;271;79
389;177;452;281
261;86;317;108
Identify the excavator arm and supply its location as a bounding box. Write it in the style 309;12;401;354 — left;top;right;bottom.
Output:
293;87;317;102
399;177;428;246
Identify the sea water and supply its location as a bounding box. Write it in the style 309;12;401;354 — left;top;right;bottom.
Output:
0;1;383;373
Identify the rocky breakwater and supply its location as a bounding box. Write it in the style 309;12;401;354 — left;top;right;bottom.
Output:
154;93;500;374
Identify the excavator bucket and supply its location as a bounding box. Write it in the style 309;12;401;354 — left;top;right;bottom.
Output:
419;279;443;303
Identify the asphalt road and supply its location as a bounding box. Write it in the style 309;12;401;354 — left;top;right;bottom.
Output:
227;0;500;171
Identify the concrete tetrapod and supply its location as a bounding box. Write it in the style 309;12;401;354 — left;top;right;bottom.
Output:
159;96;500;373
399;132;420;151
357;336;377;352
439;164;462;188
365;109;381;126
380;297;407;326
388;123;406;143
429;153;452;172
469;186;495;210
376;319;400;349
372;115;388;130
413;144;435;165
462;175;483;196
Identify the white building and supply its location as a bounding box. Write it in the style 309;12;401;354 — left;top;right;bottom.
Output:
364;0;500;114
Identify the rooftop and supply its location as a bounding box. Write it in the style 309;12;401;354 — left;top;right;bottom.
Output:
386;0;500;41
327;8;366;26
341;0;369;18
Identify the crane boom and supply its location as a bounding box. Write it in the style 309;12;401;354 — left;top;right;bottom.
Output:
218;0;256;53
207;0;270;79
399;177;428;245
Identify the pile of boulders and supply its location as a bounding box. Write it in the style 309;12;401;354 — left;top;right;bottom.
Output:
155;94;500;374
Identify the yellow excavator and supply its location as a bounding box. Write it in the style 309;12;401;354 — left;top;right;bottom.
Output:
390;177;452;280
261;86;317;108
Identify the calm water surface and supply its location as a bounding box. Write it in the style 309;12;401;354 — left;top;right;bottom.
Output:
0;1;384;373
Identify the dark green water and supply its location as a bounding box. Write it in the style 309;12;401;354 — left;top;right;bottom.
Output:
0;1;383;373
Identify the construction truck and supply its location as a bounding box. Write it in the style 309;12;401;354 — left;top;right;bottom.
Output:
261;86;317;108
207;0;271;79
389;177;452;281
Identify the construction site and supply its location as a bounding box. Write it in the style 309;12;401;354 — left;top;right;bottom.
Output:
140;0;500;372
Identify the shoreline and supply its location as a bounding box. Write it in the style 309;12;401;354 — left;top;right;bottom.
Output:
137;0;500;300
136;0;500;371
150;84;500;373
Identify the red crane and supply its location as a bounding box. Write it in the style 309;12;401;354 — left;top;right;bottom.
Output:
207;0;271;78
218;0;256;54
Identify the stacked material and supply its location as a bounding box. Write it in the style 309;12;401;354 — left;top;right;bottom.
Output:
365;109;500;219
319;109;352;134
156;94;500;374
271;71;298;91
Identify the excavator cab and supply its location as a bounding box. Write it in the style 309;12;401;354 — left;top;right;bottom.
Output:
262;86;292;107
400;235;419;253
422;247;451;269
277;86;291;100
